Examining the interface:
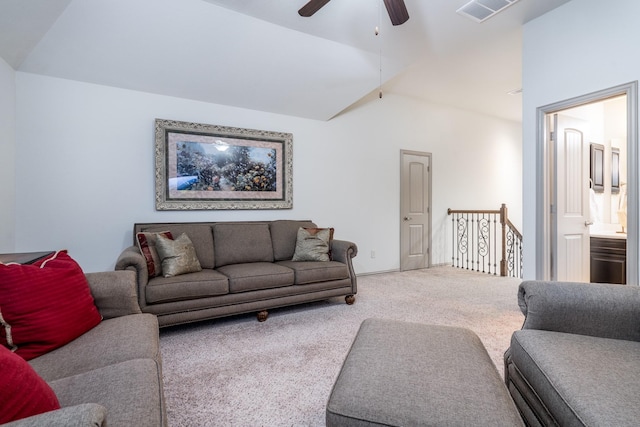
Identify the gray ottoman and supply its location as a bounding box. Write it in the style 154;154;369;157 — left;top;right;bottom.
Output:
326;318;523;426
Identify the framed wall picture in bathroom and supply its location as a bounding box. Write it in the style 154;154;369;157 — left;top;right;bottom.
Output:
611;147;620;193
590;143;604;193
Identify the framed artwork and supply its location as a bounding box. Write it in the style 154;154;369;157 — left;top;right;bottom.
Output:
611;147;620;194
155;119;293;210
590;143;604;193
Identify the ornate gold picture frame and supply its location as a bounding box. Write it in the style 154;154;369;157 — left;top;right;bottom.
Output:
155;119;293;210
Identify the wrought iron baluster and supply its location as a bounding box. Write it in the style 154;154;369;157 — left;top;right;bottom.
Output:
478;213;490;274
496;213;499;275
448;205;523;278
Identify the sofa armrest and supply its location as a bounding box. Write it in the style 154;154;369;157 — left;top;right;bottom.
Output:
518;280;640;341
86;271;142;319
2;404;107;427
331;239;358;264
331;239;358;293
115;245;149;310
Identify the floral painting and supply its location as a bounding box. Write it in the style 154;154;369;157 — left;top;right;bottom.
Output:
155;119;293;210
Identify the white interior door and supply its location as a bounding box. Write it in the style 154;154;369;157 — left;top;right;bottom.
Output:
400;151;431;271
554;114;591;282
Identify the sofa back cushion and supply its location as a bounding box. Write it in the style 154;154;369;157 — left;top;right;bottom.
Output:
213;223;274;267
270;220;317;261
141;224;215;269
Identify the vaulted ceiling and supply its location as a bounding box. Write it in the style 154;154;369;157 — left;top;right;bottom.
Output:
0;0;571;121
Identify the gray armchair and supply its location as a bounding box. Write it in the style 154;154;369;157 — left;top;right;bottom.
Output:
504;280;640;426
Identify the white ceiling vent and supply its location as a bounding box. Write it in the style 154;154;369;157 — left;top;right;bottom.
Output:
456;0;521;23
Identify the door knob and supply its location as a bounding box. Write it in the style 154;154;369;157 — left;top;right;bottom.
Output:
585;221;594;226
404;217;412;221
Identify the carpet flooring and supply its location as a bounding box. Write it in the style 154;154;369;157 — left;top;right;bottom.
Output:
159;266;524;426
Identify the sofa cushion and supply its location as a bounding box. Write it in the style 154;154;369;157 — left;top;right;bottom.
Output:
0;345;60;424
49;358;165;427
0;250;102;361
510;330;640;426
217;262;294;293
136;231;173;277
213;223;274;267
146;270;229;304
142;224;215;269
11;403;108;426
270;220;317;261
156;233;203;277
276;260;349;285
291;227;334;262
29;313;160;382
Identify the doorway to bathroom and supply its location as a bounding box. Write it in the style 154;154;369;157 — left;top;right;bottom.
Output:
538;82;638;284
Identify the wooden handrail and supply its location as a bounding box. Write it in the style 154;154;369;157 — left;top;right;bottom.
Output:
506;218;522;240
447;208;500;215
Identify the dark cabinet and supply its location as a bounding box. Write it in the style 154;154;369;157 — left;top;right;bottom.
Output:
0;251;54;265
590;237;626;284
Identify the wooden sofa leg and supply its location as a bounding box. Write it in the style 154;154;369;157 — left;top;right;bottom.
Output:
257;310;269;322
345;295;355;305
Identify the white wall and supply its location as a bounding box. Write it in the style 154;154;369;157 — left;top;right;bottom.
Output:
0;57;16;252
15;72;521;273
522;0;640;278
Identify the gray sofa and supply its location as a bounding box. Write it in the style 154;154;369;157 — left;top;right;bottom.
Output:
115;220;358;327
6;271;166;427
504;280;640;426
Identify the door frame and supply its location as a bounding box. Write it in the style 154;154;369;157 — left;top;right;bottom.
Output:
399;149;432;271
535;81;639;284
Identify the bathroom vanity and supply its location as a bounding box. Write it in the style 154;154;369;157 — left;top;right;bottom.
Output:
590;234;626;284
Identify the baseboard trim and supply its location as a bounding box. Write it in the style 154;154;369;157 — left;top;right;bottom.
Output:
356;269;399;277
356;264;452;277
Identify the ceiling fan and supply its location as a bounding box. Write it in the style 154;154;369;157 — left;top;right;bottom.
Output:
298;0;409;26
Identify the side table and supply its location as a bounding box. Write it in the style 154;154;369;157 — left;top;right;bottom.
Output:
0;251;55;265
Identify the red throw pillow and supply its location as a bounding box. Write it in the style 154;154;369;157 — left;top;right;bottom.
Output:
136;231;173;277
0;250;102;360
0;345;60;423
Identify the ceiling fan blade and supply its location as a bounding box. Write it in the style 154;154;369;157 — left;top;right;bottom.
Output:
383;0;409;26
298;0;331;17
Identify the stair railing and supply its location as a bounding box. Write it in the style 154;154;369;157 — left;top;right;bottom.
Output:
447;204;523;278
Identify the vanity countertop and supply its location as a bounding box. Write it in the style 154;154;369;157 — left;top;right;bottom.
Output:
590;231;627;240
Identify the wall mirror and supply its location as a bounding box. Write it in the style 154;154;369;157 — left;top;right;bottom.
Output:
590;143;605;192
